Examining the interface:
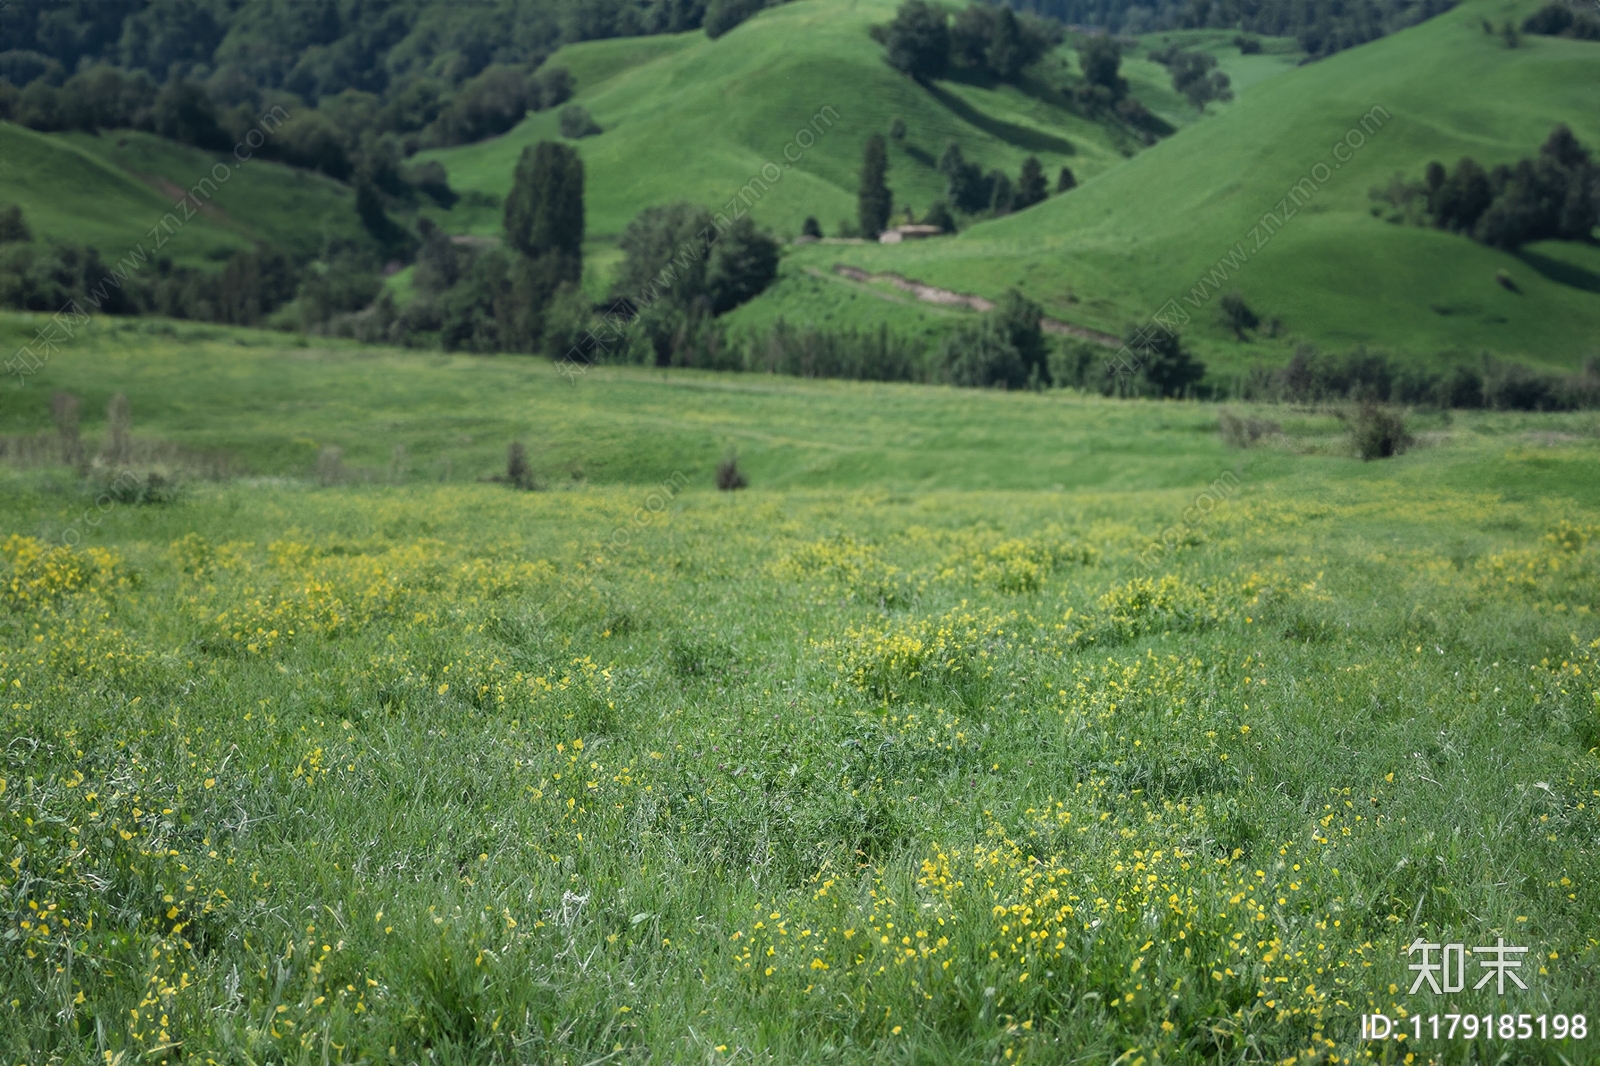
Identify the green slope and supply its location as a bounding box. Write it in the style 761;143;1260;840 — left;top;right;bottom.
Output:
61;130;366;260
419;0;1162;243
0;123;251;268
806;0;1600;371
0;123;364;266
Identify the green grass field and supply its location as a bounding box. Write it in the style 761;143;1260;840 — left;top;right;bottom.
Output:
4;318;1600;1062
0;123;363;266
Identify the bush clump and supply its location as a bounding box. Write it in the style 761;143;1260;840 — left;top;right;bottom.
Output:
1218;410;1279;448
558;105;601;139
1351;404;1413;460
716;453;748;491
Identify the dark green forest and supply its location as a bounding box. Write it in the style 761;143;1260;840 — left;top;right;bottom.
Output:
1011;0;1455;55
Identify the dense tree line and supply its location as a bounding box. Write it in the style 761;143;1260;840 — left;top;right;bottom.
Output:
1004;0;1453;58
0;208;308;326
1237;346;1600;410
934;144;1051;218
0;0;745;113
570;298;1600;409
1370;125;1599;249
0;0;794;148
0;56;575;175
1521;3;1600;40
874;0;1063;81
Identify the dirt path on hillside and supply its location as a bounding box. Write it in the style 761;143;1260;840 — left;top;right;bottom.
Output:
144;175;237;227
831;264;1122;348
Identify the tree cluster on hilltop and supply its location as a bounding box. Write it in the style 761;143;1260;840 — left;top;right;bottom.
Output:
874;0;1064;81
1002;0;1455;58
1369;125;1600;250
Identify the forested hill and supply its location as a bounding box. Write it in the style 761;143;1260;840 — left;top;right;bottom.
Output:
0;0;715;98
0;0;1453;130
1011;0;1456;54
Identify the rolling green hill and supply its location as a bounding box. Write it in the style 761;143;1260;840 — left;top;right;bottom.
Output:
413;0;1598;373
418;0;1170;243
0;122;253;269
798;0;1600;371
0;122;365;266
1;0;1595;379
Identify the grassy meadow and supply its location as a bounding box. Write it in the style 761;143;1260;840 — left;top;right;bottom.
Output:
4;320;1600;1062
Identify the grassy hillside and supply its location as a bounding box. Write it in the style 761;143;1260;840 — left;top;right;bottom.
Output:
4;319;1600;1061
0;123;253;269
61;130;367;261
807;0;1600;371
0;124;364;266
419;0;1167;243
2;0;1594;379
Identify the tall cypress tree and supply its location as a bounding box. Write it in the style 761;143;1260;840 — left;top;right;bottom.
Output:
504;140;585;282
502;141;586;352
1014;156;1048;209
858;133;892;238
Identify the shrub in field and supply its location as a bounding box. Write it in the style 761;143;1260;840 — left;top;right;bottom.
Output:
715;452;748;490
51;390;82;468
938;533;1098;592
103;392;132;468
1115;326;1206;397
504;441;539;489
1351;404;1412;459
557;104;601;138
315;445;345;485
774;533;914;607
0;203;31;243
1066;573;1260;648
96;470;179;505
1219;290;1259;339
1218;409;1279;447
1;535;125;610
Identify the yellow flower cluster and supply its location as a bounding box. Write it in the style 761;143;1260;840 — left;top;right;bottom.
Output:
932;532;1097;593
180;536;557;655
824;602;1015;700
1477;520;1597;610
774;534;914;607
0;534;126;611
1065;572;1264;648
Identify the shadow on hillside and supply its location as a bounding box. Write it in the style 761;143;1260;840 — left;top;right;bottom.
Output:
1516;248;1600;295
924;81;1077;156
